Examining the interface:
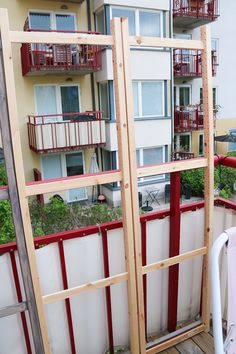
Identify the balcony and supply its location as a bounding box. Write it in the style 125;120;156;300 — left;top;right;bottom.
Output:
174;105;204;132
173;151;195;160
174;49;217;78
27;111;106;153
21;30;102;76
173;0;219;29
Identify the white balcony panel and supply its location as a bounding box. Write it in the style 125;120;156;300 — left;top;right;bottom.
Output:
34;121;106;152
93;0;170;12
105;119;171;151
96;48;171;82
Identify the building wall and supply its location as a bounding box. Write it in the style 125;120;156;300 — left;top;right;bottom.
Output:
0;0;96;182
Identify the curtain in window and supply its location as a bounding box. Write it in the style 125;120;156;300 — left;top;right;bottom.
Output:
142;82;163;116
143;147;163;166
42;155;62;180
112;8;135;35
35;86;58;123
139;11;161;37
56;14;75;31
29;13;51;30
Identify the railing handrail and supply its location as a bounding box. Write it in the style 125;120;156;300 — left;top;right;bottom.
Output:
28;111;103;124
24;28;101;35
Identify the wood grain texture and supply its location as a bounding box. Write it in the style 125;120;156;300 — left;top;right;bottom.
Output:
176;339;204;354
192;333;214;354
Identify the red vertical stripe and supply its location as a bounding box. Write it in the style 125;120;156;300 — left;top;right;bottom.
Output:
167;172;181;332
141;221;147;340
58;241;76;354
101;229;114;354
10;251;32;354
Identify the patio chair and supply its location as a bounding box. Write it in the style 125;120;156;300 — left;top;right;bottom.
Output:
211;227;236;354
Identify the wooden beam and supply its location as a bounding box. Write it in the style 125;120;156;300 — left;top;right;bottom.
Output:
201;25;215;333
137;158;208;178
25;170;121;197
146;324;205;353
10;31;113;45
120;18;146;354
168;173;181;332
0;8;51;354
142;248;207;275
43;272;128;304
0;302;27;318
111;17;141;354
129;37;204;50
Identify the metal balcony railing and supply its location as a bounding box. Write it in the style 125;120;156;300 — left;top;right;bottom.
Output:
27;111;106;153
174;105;204;132
173;0;219;21
21;29;102;76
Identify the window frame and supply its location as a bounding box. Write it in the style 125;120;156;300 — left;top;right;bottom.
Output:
228;129;236;152
174;84;192;107
133;80;165;118
136;146;165;181
110;6;163;37
198;133;204;156
28;10;77;31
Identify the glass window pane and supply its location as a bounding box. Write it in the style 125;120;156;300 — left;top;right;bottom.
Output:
228;129;236;151
199;134;204;155
142;82;163;116
29;12;51;30
35;86;58;123
143;147;163;166
179;87;190;106
96;10;105;34
136;150;140;166
102;150;111;171
132;82;139;117
42;155;62;180
100;83;110;118
66;153;84;176
180;135;190;151
56;14;75;31
139;11;161;37
60;86;80;117
112;8;135;35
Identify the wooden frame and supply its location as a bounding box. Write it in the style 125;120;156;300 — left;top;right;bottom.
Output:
0;8;214;353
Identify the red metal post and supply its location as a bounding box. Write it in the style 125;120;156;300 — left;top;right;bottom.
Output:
141;221;147;340
10;251;32;354
101;229;114;354
58;241;76;354
167;172;181;332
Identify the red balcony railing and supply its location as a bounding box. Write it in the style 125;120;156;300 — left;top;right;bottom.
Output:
21;29;102;76
173;49;217;77
174;105;204;132
27;111;106;153
173;0;219;21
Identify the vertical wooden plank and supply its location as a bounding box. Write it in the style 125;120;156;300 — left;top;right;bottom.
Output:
167;172;181;332
0;9;51;353
120;18;146;353
201;25;214;333
111;17;141;354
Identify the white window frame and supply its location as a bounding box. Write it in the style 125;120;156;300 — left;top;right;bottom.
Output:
137;146;165;181
174;84;192;107
34;84;81;121
41;151;87;201
28;10;77;31
110;6;163;37
133;80;165;118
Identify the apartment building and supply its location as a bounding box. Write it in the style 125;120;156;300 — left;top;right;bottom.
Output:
2;0;235;206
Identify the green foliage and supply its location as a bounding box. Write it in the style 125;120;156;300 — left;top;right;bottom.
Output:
181;168;205;197
0;201;14;244
0;163;7;186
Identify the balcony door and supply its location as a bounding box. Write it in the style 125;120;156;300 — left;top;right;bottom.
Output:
66;152;87;201
174;86;191;107
35;85;80;122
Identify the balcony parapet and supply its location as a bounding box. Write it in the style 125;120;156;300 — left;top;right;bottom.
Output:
174;49;217;78
27;111;106;153
21;29;102;76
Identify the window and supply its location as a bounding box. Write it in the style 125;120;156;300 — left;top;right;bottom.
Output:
200;87;217;108
228;129;236;151
136;147;165;181
211;38;219;53
42;152;87;201
111;7;163;37
102;149;112;171
96;9;105;34
133;81;164;118
199;134;204;156
29;11;76;31
99;82;110;118
174;133;191;152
